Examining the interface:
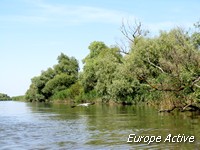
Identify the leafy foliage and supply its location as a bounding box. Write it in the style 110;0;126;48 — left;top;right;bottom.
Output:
12;95;25;101
81;41;122;101
109;27;200;105
25;53;79;102
25;21;200;109
81;41;108;92
0;93;10;100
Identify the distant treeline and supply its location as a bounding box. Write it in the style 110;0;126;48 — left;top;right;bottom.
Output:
12;95;25;101
0;93;11;100
24;21;200;111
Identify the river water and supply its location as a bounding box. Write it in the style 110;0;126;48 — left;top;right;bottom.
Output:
0;101;200;149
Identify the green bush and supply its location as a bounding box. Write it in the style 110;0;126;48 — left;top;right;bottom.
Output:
75;90;98;103
0;93;11;100
51;82;84;101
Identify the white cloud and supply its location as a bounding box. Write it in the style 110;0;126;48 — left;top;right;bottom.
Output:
3;0;136;25
2;0;194;32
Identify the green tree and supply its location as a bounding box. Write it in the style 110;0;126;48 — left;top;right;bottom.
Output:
135;29;200;101
54;53;79;76
81;41;122;101
25;67;55;102
42;73;76;96
191;21;200;49
111;27;200;108
25;53;79;102
0;93;10;100
25;21;200;112
95;46;122;100
81;41;108;92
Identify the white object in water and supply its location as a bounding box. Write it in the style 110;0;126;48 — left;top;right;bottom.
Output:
77;103;93;107
71;102;95;108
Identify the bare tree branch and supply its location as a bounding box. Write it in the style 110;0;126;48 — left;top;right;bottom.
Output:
194;84;200;88
118;19;149;55
129;21;142;39
120;20;135;43
191;76;200;88
120;19;143;43
116;40;129;55
144;79;184;92
193;76;200;84
147;57;165;73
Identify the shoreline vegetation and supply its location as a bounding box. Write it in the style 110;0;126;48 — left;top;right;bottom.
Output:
10;21;200;113
0;93;11;101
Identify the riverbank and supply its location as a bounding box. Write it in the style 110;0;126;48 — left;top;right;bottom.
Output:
0;92;11;101
12;95;26;101
12;93;200;113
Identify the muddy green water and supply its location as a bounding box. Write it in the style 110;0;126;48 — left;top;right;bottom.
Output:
0;101;200;149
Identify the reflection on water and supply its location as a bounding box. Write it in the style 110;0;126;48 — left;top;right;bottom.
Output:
0;101;200;149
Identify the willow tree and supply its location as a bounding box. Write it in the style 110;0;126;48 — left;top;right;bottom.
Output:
81;41;122;101
81;22;200;109
25;53;79;102
112;23;200;110
81;41;108;93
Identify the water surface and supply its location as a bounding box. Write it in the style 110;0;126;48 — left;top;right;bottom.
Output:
0;101;200;149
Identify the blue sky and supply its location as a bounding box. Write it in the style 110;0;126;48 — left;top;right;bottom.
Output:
0;0;199;96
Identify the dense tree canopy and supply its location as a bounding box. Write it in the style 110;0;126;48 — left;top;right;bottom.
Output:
81;41;108;93
81;41;122;101
110;28;200;107
25;21;200;111
25;53;79;102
